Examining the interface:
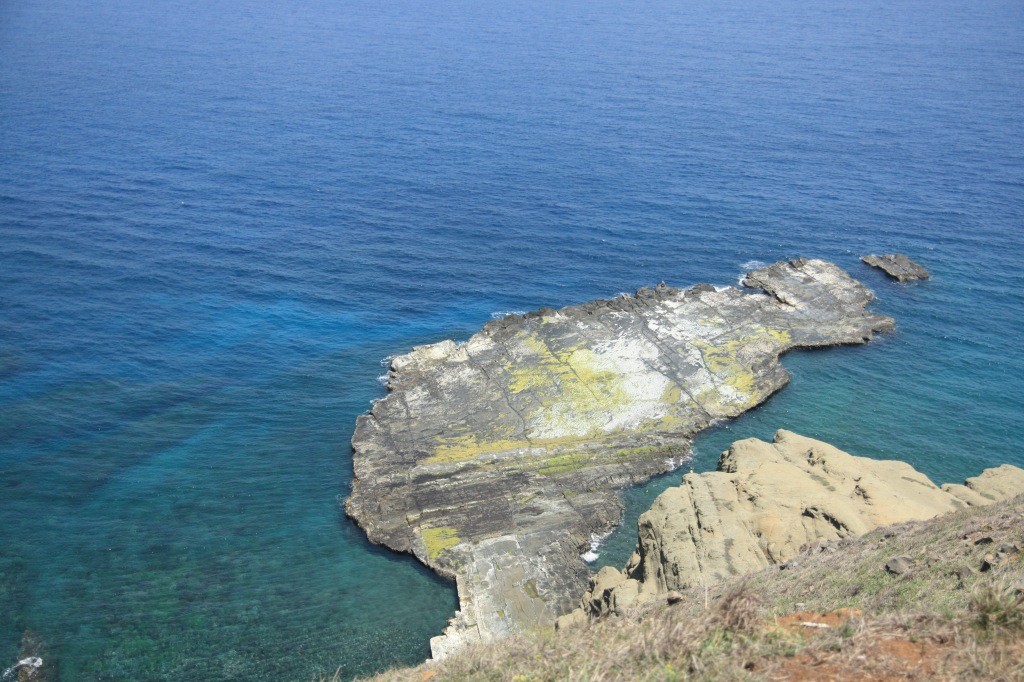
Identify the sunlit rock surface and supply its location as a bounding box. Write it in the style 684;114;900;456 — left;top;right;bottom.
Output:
578;431;1024;619
345;258;894;657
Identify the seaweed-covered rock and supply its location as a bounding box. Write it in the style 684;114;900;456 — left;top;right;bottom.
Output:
346;259;894;656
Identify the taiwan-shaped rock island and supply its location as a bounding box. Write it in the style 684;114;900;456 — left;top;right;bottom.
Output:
345;258;894;657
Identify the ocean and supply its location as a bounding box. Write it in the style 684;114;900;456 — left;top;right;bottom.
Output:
1;0;1022;678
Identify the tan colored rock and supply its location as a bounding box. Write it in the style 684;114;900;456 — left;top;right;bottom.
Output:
943;464;1024;504
554;609;588;631
586;566;626;616
941;483;992;507
610;579;641;614
584;431;1024;616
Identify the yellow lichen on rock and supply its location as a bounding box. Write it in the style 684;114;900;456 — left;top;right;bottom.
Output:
421;526;461;559
661;383;683;405
536;452;593;476
426;434;532;464
692;327;791;408
505;334;629;432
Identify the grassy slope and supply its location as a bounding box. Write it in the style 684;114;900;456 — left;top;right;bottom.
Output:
355;495;1024;681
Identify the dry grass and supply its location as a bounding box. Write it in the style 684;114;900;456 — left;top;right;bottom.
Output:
365;603;1023;681
710;580;763;636
970;579;1024;633
368;589;780;682
351;496;1024;681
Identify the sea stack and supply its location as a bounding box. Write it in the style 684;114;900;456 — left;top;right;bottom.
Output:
346;258;894;657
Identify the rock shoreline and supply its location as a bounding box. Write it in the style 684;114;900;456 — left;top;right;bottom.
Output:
346;258;894;657
570;430;1024;624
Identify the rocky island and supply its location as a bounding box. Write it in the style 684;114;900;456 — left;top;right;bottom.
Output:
861;253;931;282
346;258;895;657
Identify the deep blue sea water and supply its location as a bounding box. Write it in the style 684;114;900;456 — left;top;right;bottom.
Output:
2;0;1023;679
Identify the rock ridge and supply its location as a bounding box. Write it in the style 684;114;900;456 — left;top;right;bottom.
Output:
574;430;1024;622
345;258;894;657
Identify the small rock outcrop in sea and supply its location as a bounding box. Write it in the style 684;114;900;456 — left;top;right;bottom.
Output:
574;431;1024;621
2;631;53;682
861;253;930;282
345;258;895;657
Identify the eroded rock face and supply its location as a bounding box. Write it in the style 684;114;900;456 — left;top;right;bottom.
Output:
581;431;1024;618
345;259;894;656
861;254;930;282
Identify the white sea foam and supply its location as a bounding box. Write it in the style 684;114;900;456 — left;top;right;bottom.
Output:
3;658;42;681
377;354;396;386
737;261;767;287
490;310;526;320
581;529;614;563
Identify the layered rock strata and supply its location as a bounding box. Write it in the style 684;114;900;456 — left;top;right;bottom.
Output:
345;258;894;657
861;253;930;282
576;430;1024;621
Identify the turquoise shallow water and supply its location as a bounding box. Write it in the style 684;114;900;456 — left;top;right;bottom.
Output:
2;0;1023;679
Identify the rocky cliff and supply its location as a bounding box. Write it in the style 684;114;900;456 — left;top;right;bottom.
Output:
575;430;1024;621
345;258;894;657
370;493;1024;682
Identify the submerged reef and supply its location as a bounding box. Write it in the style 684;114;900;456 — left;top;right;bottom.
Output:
346;258;894;657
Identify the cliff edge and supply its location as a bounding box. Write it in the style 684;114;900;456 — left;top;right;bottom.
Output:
575;430;1024;622
369;489;1024;682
